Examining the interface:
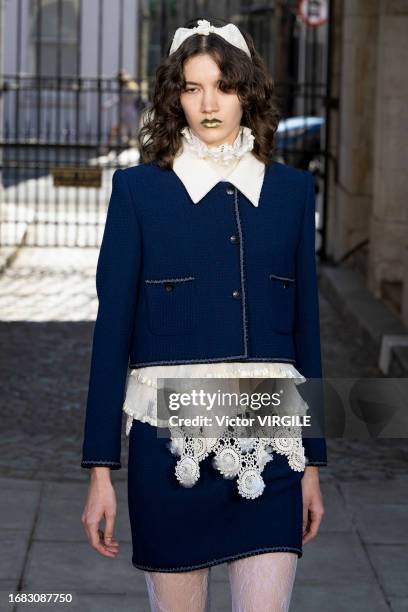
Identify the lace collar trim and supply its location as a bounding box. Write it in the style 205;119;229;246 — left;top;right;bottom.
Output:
180;125;255;165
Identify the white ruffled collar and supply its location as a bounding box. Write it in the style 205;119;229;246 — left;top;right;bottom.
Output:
173;126;266;207
180;125;255;165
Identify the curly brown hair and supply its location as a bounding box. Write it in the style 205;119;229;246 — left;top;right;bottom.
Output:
138;17;281;169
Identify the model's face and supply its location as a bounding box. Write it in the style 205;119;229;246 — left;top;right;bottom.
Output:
180;53;243;148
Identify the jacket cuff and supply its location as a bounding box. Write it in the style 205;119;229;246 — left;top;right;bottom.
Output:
81;460;122;470
303;436;328;466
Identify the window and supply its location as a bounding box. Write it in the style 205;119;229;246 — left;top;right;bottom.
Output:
29;0;80;77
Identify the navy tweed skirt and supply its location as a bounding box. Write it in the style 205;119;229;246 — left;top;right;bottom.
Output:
127;418;304;572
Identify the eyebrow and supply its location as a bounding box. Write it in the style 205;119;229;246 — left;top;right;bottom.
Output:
184;80;221;86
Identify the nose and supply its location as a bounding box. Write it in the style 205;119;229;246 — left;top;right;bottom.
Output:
200;89;219;114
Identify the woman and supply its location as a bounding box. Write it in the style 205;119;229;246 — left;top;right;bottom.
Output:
81;17;327;611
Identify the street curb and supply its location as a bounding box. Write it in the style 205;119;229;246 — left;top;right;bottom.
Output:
319;264;408;377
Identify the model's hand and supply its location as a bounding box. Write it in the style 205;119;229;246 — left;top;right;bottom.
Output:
81;468;120;558
301;466;325;545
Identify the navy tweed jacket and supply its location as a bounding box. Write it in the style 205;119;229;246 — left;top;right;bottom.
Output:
81;160;327;469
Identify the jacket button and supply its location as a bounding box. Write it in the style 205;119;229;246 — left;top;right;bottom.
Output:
226;187;234;195
164;283;174;292
230;234;239;244
232;289;241;299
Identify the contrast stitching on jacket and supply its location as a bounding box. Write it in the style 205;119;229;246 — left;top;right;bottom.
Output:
269;273;296;283
129;356;297;368
144;276;195;284
233;187;248;357
131;546;302;572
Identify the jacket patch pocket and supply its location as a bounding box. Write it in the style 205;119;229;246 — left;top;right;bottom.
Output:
144;276;197;336
268;273;296;334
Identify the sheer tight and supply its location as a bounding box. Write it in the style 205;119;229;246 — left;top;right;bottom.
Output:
227;552;298;612
143;552;298;612
144;567;211;612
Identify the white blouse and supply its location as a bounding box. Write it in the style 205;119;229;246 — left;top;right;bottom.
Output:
122;126;308;500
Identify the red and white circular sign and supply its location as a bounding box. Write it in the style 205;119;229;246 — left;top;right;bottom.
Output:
297;0;328;27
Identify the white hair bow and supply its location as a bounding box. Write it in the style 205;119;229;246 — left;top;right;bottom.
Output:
169;19;251;58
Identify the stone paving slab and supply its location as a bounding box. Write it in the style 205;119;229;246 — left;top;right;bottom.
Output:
208;566;233;611
0;486;40;530
23;541;141;593
296;531;382;586
0;530;31;585
0;477;40;492
340;479;408;504
0;582;17;612
349;503;408;545
389;597;408;612
366;545;407;599
291;583;390;612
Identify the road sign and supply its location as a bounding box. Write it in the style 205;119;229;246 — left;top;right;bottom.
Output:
297;0;328;27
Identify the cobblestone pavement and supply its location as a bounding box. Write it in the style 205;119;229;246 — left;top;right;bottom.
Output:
0;246;407;483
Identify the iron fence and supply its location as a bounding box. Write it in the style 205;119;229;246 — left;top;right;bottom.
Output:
0;0;334;254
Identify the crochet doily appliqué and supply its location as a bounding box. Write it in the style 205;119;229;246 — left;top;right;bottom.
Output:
167;423;306;500
123;363;309;500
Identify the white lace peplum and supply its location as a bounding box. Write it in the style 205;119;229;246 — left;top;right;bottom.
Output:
123;362;309;500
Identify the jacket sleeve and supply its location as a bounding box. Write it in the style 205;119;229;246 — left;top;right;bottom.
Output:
294;171;327;466
81;168;141;470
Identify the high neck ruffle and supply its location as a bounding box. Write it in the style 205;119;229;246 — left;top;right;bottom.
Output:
180;125;255;166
